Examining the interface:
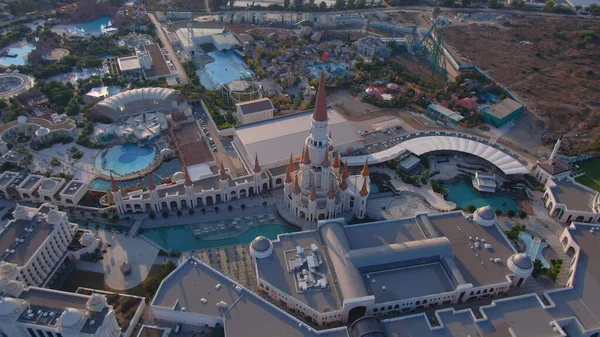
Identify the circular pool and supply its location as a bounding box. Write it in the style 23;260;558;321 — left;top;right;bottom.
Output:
95;143;157;177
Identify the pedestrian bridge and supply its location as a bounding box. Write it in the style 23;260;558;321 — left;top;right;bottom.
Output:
343;131;531;176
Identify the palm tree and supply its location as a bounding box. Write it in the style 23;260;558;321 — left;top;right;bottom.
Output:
228;205;233;212
241;204;246;210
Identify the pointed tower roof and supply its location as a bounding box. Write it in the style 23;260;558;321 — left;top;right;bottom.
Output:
313;72;328;122
332;152;340;169
339;160;349;191
328;180;336;199
329;130;334;151
310;184;317;201
361;158;370;177
285;153;294;184
302;145;311;165
321;148;331;167
219;161;228;181
148;175;156;191
110;174;119;192
292;176;301;195
359;177;369;197
253;154;261;173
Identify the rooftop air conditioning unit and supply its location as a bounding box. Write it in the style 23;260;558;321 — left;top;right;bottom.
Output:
215;283;222;290
201;298;207;304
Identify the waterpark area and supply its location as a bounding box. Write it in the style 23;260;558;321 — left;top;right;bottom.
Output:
445;179;520;213
198;51;255;89
94;143;157;177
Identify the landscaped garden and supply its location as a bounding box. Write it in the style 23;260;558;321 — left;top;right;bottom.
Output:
575;157;600;192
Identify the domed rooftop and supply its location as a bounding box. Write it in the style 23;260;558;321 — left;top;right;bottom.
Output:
511;253;533;270
17;115;27;124
41;178;56;190
0;262;15;275
35;127;50;137
173;171;185;181
476;206;495;221
14;205;29;220
0;298;18;316
46;209;61;224
80;232;93;245
60;308;82;327
251;236;271;252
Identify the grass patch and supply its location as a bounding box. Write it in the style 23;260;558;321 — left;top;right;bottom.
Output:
574;157;600;192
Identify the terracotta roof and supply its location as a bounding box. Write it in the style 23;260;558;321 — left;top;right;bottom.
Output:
302;145;311;165
361;158;369;177
332;152;340;169
328;180;336;199
292;175;301;195
219;161;228;181
284;153;294;184
537;158;572;176
339;160;349;191
322;148;331;167
310;184;317;201
254;154;261;173
312;72;328;122
359;178;369;197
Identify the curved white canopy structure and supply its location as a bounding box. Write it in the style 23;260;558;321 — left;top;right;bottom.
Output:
93;87;182;121
344;132;530;175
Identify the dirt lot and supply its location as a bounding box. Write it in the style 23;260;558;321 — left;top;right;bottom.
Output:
444;16;600;155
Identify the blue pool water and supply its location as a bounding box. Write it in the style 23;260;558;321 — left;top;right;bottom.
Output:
306;62;350;76
0;42;35;66
370;183;380;194
89;158;182;191
94;143;156;176
107;85;122;96
141;223;299;252
47;67;109;84
198;51;254;89
519;232;550;268
445;180;519;213
70;16;113;36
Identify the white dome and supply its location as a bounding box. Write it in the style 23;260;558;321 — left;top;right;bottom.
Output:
0;262;15;275
35;127;50;137
17;116;27;124
173;171;185;181
80;232;93;245
160;148;174;157
86;293;106;312
0;298;19;316
41;178;56;190
249;236;273;259
46;209;62;224
507;253;534;278
13;205;29;220
473;206;496;227
60;308;82;327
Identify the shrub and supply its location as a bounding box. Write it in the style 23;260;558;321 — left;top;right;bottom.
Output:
188;209;195;215
507;210;516;218
519;210;527;219
495;209;502;216
228;205;233;212
101;213;109;219
149;213;156;220
177;210;182;217
162;211;169;218
241;204;246;210
201;208;206;214
467;205;477;213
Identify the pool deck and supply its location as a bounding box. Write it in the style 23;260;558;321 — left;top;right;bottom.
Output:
92;143;167;181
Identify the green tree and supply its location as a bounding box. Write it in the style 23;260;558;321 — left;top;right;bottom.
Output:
519;210;527;219
284;0;290;7
495;209;502;216
149;213;156;220
544;0;555;10
162;211;169;218
347;0;355;7
467;205;476;213
507;209;516;218
177;210;182;217
334;0;345;9
189;209;195;215
65;97;80;116
319;1;327;10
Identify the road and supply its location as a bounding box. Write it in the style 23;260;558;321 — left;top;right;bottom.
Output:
147;12;190;84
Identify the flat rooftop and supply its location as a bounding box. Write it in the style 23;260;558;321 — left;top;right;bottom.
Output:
345;218;424;250
174;122;213;166
365;263;454;303
61;180;85;195
425;213;515;286
550;181;594;212
255;231;341;311
144;44;171;78
486;98;523;119
237;98;273;115
0;171;17;187
0;218;55;266
137;326;167;337
235;107;363;167
384;310;483;337
118;55;141;71
152;258;242;317
19;175;41;190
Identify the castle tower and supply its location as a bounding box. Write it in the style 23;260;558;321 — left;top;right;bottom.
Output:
301;145;311;189
305;72;330;189
357;177;369;219
326;180;336;219
308;184;318;221
284;153;294;198
291;175;301;216
110;174;124;214
253;154;263;195
332;152;340;177
321;148;331;192
219;161;229;201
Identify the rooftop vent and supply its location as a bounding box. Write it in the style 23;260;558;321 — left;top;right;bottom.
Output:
381;285;386;291
215;283;222;290
181;307;187;312
217;301;228;308
201;298;207;304
90;320;95;325
234;285;243;293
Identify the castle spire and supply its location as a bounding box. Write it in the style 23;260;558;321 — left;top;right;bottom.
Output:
285;153;294;184
312;72;328;122
302;145;311;165
253;154;261;173
292;175;301;195
310;184;317;201
332;152;340;169
148;174;156;191
110;174;119;192
219;161;228;181
339;160;349;191
361;158;370;177
327;180;336;199
321;148;331;167
359;177;369;197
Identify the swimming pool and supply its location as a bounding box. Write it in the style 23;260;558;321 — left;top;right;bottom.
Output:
305;62;350;76
52;15;113;36
370;183;380;194
445;180;519;213
0;41;35;67
519;232;550;268
197;51;254;89
89;158;182;191
94;143;157;177
140;223;299;252
47;67;109;84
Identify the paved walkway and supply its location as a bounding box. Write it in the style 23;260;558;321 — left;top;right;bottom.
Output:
367;194;436;220
148;13;189;84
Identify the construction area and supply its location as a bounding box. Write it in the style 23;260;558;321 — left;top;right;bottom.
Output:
444;14;600;155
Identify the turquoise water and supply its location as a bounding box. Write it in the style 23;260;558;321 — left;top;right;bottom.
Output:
370;183;380;194
306;62;350;76
198;51;254;89
108;85;122;96
0;42;35;66
94;143;156;176
90;158;182;191
446;180;519;212
69;16;113;36
141;223;299;252
47;67;109;84
519;232;550;268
